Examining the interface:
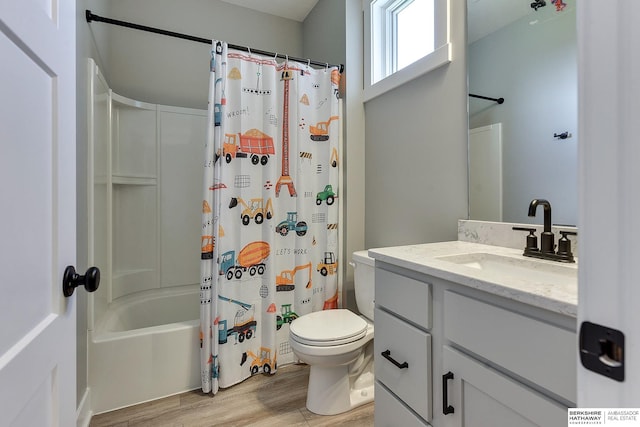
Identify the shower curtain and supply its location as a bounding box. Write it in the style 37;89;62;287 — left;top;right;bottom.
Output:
200;41;341;394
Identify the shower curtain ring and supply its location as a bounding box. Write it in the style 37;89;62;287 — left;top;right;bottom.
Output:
247;47;251;56
325;63;329;72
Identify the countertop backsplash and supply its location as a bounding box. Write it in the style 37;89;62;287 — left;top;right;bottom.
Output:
458;220;579;258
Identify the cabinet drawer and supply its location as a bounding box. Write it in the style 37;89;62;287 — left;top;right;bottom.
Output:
375;382;430;427
375;307;432;422
376;268;431;329
444;291;576;403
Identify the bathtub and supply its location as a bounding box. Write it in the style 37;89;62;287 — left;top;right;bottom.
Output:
89;285;201;414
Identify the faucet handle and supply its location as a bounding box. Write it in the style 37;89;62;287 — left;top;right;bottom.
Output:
557;230;577;260
512;226;536;232
512;227;539;252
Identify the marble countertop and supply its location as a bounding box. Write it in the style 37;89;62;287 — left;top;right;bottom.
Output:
369;241;578;317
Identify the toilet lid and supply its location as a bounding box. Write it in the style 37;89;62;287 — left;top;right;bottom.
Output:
290;309;368;346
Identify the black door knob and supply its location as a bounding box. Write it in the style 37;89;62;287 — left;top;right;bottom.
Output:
63;266;100;297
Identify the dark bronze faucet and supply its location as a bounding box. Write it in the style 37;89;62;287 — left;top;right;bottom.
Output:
528;199;554;254
512;199;576;263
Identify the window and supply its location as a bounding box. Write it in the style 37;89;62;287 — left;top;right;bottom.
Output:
396;0;434;70
364;0;451;101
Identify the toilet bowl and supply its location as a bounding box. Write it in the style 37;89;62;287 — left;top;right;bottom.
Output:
289;251;375;415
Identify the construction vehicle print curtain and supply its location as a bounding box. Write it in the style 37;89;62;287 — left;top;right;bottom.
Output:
200;41;341;394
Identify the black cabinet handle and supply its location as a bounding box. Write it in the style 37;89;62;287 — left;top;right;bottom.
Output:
443;371;455;415
381;349;408;369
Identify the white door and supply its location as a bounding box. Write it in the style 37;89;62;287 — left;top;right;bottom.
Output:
0;1;77;426
577;1;640;405
469;123;503;222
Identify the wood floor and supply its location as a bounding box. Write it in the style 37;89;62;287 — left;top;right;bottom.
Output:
90;364;374;427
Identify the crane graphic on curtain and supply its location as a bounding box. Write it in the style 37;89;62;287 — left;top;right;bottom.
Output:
200;41;341;394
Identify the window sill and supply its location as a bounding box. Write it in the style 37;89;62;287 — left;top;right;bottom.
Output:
363;42;452;103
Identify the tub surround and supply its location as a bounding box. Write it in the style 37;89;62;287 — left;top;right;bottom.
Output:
94;285;199;334
89;286;200;414
87;62;205;414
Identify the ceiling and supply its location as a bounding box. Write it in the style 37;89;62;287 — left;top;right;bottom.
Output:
219;0;320;22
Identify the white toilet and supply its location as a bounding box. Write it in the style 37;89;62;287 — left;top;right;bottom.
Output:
289;250;375;415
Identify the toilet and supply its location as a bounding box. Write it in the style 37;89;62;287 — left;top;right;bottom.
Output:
289;250;375;415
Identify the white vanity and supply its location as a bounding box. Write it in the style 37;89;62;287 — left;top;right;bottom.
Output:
371;221;578;427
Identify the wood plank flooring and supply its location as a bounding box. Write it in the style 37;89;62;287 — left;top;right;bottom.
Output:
90;364;374;427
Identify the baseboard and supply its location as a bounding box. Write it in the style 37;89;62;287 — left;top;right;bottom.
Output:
76;387;93;427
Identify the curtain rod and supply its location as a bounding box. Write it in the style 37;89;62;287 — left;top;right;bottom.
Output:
85;10;344;73
469;93;504;104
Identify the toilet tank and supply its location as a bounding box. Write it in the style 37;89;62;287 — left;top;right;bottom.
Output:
352;250;375;321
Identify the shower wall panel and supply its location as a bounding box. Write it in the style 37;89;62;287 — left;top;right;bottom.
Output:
159;107;206;289
90;67;206;304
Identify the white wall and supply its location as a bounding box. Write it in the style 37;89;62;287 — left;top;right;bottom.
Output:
90;0;304;109
364;0;469;249
342;0;366;289
302;0;366;312
303;0;345;66
469;6;577;225
76;0;109;413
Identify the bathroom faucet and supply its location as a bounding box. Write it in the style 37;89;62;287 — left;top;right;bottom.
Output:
528;199;554;254
512;199;576;263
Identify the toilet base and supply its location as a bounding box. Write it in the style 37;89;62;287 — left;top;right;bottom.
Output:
305;354;374;415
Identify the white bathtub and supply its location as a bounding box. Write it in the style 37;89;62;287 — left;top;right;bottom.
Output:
89;286;201;414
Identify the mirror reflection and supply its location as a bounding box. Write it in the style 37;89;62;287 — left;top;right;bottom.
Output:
467;0;577;225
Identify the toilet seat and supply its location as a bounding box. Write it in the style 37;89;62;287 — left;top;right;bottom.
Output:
290;309;368;347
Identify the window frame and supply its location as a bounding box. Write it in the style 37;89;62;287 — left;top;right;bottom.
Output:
364;0;451;102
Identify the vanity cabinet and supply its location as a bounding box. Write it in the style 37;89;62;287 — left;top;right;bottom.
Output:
441;291;574;427
373;262;577;427
442;346;567;427
374;268;433;426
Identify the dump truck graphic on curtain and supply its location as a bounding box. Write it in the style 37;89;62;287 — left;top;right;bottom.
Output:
222;130;275;165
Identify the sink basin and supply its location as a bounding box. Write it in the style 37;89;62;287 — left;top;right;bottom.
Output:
435;252;577;286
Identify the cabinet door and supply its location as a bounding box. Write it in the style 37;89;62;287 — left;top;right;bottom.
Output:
441;346;567;427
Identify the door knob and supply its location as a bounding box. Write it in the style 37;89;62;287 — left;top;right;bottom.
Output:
63;266;100;297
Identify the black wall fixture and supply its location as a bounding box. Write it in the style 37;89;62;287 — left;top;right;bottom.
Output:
469;93;504;104
85;10;344;73
531;0;546;11
554;132;572;140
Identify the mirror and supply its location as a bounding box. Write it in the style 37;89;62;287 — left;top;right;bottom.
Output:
467;0;577;225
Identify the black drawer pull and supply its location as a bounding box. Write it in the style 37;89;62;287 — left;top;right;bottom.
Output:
381;349;408;369
443;371;455;415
